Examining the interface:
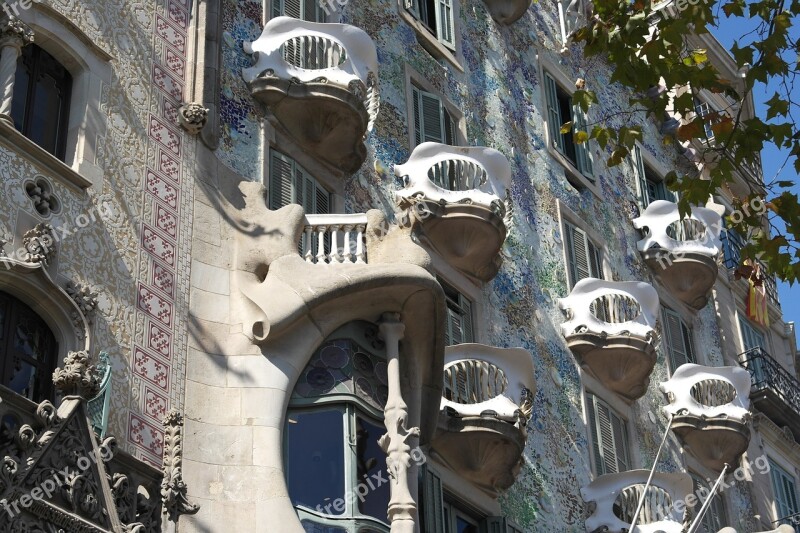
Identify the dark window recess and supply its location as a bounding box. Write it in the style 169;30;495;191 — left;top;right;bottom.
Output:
0;291;58;401
11;45;72;161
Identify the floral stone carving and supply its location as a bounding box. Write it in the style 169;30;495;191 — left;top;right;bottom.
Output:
53;350;101;398
161;409;200;521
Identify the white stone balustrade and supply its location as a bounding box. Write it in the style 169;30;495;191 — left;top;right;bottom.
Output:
582;470;693;533
719;526;796;533
395;143;512;215
632;200;722;258
559;278;659;340
660;363;751;421
441;343;535;424
558;0;592;49
301;214;368;265
243;16;380;129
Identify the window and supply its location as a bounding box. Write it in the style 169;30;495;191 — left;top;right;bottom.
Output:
269;149;331;213
586;392;630;476
419;467;516;533
271;0;325;20
690;474;725;533
411;85;457;148
693;98;724;142
441;280;474;346
0;291;58;401
405;0;455;49
286;322;391;532
739;316;765;352
634;145;675;210
543;71;593;180
662;308;695;373
11;44;72;161
563;220;603;289
769;459;800;526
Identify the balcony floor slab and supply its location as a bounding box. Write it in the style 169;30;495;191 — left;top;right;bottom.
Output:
671;414;750;473
642;250;718;310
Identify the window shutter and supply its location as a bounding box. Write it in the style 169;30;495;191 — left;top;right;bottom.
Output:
739;317;765;352
421;466;445;533
587;394;603;475
588;240;602;279
435;0;455;49
480;517;508;533
770;460;800;523
279;0;302;18
634;145;650;209
663;308;694;372
406;0;420;19
574;105;593;178
271;0;283;19
461;295;474;343
587;393;627;475
447;307;464;345
691;474;725;532
565;222;591;288
544;73;565;153
269;150;295;210
420;90;446;144
303;0;324;21
443;109;456;145
611;411;629;472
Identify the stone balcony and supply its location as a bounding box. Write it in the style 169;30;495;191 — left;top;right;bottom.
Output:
431;343;535;496
660;363;751;472
633;200;722;310
559;278;660;401
739;347;800;440
582;470;693;533
243;17;380;173
395;143;512;282
483;0;531;24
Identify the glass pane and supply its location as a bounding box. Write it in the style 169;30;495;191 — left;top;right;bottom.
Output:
7;358;38;399
30;74;64;156
287;410;346;515
356;417;390;524
14;316;48;360
301;521;347;533
11;61;29;133
455;516;478;533
0;301;6;342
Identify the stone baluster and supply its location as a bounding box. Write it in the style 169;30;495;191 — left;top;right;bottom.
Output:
0;17;33;122
355;224;366;263
329;224;342;263
379;313;419;533
342;224;354;263
315;225;327;264
303;225;314;263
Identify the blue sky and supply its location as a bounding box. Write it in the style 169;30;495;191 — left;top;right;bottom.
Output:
711;14;800;335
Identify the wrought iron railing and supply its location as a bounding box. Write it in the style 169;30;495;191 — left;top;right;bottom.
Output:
739;347;800;416
721;229;781;310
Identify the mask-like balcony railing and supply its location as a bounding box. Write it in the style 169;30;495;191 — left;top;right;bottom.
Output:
432;344;535;496
559;278;659;401
632;200;722;310
582;470;693;533
482;0;532;24
660;363;751;472
243;17;380;173
299;213;368;265
557;0;592;51
739;347;800;440
395;143;512;282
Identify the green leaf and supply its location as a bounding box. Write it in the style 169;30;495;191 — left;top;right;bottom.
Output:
574;131;589;144
560;121;574;134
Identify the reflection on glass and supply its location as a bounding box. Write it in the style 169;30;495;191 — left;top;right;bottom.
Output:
15;319;44;360
356;417;390;523
456;517;478;533
8;359;37;399
287;410;346;515
301;520;347;533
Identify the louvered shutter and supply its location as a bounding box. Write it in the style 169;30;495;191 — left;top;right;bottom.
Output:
663;308;694;372
461;296;474;343
443;109;456;145
420;466;445;533
691;475;724;532
303;0;324;21
412;87;423;146
269;150;295;210
770;460;800;523
587;394;603;474
544;73;565;153
588;393;628;475
435;0;455;49
739;317;765;352
446;307;464;346
277;0;301;18
574;104;593;178
611;411;630;472
588;240;602;279
634;145;650;209
405;0;420;18
420;90;445;144
565;222;591;288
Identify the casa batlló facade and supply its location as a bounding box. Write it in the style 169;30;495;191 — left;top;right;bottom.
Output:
0;0;798;531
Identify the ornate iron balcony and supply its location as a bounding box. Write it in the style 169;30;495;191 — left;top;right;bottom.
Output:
721;228;781;310
739;347;800;439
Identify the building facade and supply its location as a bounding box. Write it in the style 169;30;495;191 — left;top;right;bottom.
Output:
0;0;798;531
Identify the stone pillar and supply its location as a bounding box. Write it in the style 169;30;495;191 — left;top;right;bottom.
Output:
0;17;33;122
378;312;420;533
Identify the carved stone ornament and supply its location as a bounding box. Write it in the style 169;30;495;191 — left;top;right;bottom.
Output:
66;280;99;321
25;177;61;217
0;16;34;49
177;103;208;135
161;409;199;521
52;350;101;398
22;223;56;266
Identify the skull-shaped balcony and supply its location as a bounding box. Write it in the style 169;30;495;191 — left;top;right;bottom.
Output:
660;363;752;473
633;201;722;310
483;0;531;24
582;470;693;533
395;143;511;283
431;344;535;496
243;17;380;173
559;279;660;401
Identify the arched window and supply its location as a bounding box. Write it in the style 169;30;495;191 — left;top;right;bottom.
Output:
0;291;58;401
11;43;72;161
285;321;391;533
